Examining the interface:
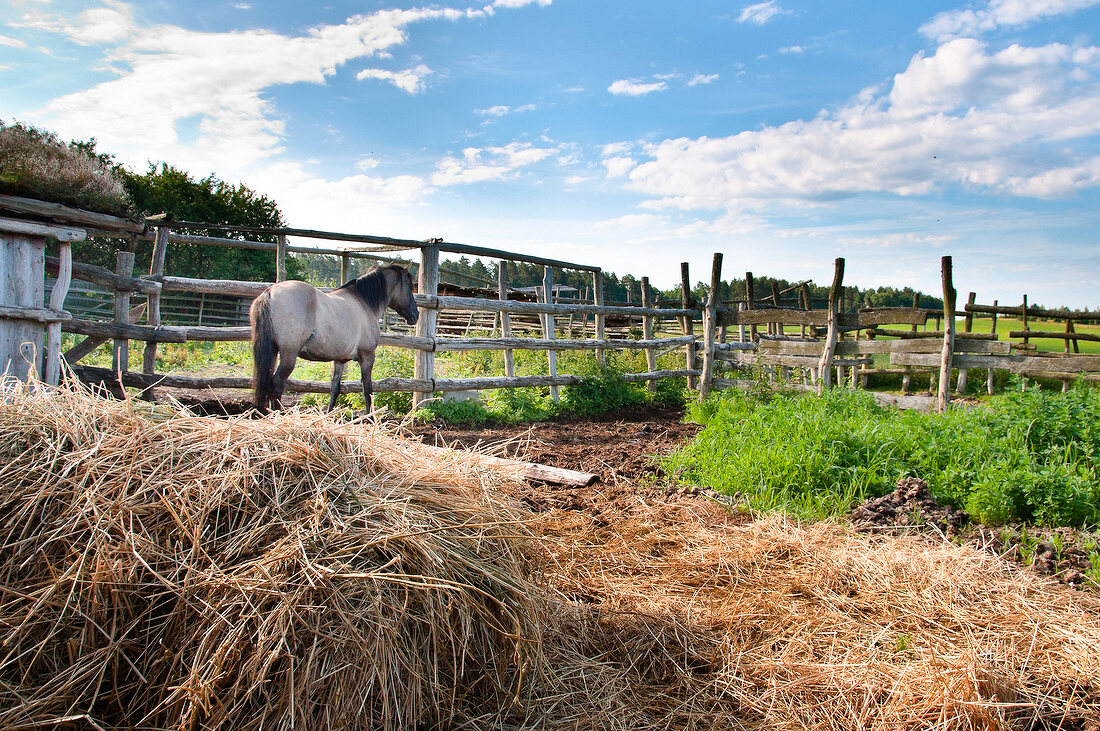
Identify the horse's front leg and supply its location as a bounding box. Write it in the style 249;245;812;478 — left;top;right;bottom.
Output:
328;361;346;412
358;350;376;415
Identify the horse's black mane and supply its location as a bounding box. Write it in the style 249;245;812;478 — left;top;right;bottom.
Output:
337;264;405;310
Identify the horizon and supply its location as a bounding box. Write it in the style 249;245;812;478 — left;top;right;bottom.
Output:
3;0;1099;308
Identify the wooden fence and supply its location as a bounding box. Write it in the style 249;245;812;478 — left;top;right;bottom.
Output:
41;218;697;408
3;194;1097;413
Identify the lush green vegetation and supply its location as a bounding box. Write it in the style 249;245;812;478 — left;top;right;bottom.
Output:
663;384;1100;527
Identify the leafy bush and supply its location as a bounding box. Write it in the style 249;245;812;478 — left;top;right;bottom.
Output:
0;120;132;216
561;362;647;416
666;383;1100;526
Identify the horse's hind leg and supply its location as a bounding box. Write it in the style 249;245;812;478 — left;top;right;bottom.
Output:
272;349;298;410
358;350;376;415
327;361;346;412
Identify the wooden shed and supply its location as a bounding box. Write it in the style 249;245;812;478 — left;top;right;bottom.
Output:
0;194;144;384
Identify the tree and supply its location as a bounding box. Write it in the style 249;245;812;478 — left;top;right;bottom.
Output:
73;162;294;281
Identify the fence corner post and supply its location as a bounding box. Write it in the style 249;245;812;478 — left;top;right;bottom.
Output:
700;252;722;400
413;241;439;409
816;257;844;392
937;255;956;412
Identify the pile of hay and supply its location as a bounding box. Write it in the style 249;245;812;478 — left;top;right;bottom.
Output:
0;382;542;730
3;382;1099;731
529;499;1100;730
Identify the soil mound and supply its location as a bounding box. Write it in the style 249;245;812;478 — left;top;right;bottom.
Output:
850;476;970;535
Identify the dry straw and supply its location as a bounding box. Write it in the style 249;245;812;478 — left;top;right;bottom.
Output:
0;377;542;730
1;377;1098;730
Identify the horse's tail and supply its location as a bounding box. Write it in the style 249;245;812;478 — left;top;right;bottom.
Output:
250;292;277;412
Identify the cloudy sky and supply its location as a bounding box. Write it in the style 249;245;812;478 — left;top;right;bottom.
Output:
3;0;1100;307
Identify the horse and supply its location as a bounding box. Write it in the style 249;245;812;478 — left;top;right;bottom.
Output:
250;264;419;414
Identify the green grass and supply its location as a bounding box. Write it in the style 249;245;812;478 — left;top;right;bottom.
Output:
663;383;1100;526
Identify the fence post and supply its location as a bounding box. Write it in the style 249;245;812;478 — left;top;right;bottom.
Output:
593;270;606;365
700;252;722;399
276;234;287;282
956;291;975;395
412;242;439;409
43;241;72;386
497;260;514;378
817;258;844;391
141;225;169;398
542;266;559;401
745;271;757;342
113;251;135;375
340;253;350;284
988;298;998;395
1020;294;1029;349
937;256;956;412
680;262;696;389
641;276;657;391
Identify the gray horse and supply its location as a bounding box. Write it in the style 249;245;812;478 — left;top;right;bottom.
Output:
250;264;419;414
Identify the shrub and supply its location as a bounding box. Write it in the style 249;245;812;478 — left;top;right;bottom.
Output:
0;120;132;216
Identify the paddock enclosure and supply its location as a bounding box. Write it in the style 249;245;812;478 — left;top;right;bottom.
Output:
1;192;1098;409
3;195;1100;730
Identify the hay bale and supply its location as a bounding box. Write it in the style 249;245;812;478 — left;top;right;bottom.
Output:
0;381;542;730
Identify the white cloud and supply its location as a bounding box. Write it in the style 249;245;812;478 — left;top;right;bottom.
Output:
737;1;787;26
27;6;477;175
623;38;1100;211
356;63;432;93
601;141;634;156
475;103;536;117
595;213;667;231
602;156;636;178
687;73;719;86
921;0;1100;42
431;143;555;186
13;0;137;45
779;45;803;54
608;78;668;96
0;35;28;48
262;161;431;234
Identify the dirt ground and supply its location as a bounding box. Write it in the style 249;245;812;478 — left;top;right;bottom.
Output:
170;390;1096;591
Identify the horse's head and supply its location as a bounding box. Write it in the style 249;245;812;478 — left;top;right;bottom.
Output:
388;265;419;326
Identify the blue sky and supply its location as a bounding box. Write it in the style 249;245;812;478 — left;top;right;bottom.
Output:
3;0;1100;307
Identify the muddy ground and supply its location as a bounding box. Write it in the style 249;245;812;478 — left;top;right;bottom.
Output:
171;391;1096;591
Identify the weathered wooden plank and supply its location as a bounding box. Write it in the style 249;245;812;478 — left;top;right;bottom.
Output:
891;352;1100;373
63;319;188;343
966;302;1100;321
71;364;433;394
717;307;929;328
418;444;598;487
46;255;161;295
43;242;72;385
157;275;271;296
0;231;47;381
0;194;145;234
865;327;999;340
1008;330;1100;343
423;294;693;319
0;216;86;242
0;304;70;323
433;335;695;352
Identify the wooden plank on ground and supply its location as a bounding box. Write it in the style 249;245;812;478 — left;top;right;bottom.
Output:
419;444;598;487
